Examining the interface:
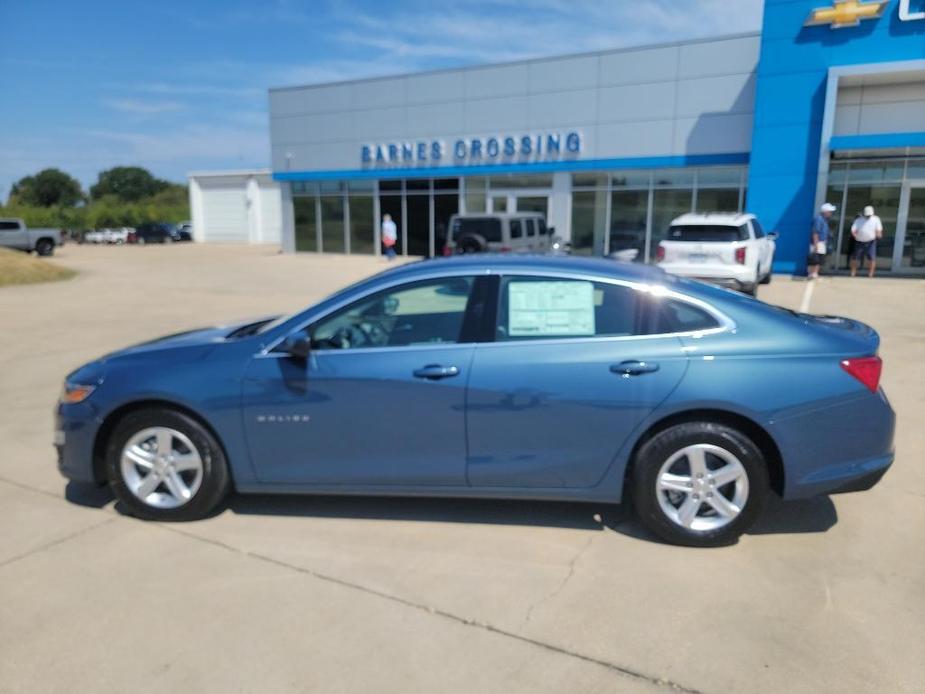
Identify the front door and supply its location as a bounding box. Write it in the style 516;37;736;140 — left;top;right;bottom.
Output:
242;275;484;486
894;183;925;274
466;275;688;488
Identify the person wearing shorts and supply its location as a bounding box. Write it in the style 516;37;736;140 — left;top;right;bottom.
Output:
807;202;835;279
850;205;883;278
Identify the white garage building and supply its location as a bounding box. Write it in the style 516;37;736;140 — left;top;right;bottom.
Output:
188;170;284;245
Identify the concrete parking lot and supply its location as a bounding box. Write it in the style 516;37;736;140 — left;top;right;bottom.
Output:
1;244;922;693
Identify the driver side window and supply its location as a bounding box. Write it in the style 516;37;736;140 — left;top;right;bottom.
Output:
311;276;476;350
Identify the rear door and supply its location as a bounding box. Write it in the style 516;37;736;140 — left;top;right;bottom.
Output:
465;274;689;488
0;220;28;249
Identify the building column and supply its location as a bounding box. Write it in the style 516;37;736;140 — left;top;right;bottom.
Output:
550;171;571;242
279;182;296;253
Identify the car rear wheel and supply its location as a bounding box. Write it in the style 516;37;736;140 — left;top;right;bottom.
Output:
631;422;769;547
106;408;230;521
35;239;54;256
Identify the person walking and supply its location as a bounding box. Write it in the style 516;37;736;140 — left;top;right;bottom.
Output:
808;202;836;279
381;214;397;260
850;205;883;278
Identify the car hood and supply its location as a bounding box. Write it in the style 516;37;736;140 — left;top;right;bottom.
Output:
100;316;278;360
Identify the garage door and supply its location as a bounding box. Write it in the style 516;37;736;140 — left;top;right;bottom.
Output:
199;177;249;242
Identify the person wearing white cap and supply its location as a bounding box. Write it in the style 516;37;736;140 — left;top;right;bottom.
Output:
850;205;883;278
808;202;836;279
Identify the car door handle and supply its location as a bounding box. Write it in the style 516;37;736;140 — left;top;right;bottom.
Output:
610;360;660;376
413;364;460;380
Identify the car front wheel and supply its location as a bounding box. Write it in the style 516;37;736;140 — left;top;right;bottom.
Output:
631;422;769;547
106;408;231;521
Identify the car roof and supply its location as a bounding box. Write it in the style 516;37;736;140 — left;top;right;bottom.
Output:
367;254;668;285
670;212;755;226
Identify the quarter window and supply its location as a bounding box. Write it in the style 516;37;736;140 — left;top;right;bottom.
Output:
310;277;476;350
510;219;523;239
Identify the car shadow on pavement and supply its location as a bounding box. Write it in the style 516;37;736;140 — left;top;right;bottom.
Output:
64;481;838;543
225;491;839;542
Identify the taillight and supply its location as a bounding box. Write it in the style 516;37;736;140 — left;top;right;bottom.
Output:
442;245;452;257
499;246;512;253
735;247;746;265
840;356;882;393
655;244;665;262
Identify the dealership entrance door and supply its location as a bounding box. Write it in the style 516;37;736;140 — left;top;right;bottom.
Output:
895;182;925;273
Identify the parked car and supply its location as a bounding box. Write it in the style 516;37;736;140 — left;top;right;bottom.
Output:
0;218;63;256
129;223;175;244
443;213;552;255
55;256;894;546
656;213;777;296
175;221;193;241
83;229;106;244
103;227;132;244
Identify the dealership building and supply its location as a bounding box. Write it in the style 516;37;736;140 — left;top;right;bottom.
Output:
266;0;924;275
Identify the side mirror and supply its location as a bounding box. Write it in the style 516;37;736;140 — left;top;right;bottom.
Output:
767;231;779;240
282;330;311;359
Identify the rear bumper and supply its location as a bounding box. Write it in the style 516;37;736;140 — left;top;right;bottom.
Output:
659;264;757;290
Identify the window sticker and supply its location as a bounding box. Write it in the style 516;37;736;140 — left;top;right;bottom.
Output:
508;281;595;337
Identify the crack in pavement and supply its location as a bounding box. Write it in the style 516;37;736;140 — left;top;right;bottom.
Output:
521;534;595;628
0;475;702;692
158;524;702;693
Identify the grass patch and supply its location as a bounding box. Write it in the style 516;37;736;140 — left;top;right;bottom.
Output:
0;248;77;287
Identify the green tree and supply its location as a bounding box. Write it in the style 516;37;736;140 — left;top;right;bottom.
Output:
90;166;169;202
9;168;84;207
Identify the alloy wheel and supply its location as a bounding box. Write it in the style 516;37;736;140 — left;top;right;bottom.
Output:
655;443;749;532
120;427;204;509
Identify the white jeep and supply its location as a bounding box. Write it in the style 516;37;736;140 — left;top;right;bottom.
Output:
656;213;777;296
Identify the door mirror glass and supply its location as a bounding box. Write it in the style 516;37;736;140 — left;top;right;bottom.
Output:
283;330;311;359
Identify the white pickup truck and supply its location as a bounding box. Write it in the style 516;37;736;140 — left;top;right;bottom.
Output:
0;218;64;256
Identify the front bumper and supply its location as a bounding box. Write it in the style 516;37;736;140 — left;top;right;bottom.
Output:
55;401;103;484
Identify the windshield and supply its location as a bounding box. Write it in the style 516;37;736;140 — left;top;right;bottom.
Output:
667;225;748;242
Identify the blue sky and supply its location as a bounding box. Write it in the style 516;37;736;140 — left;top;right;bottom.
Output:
0;0;764;201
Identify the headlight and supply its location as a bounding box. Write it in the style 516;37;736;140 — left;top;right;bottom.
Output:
60;382;96;404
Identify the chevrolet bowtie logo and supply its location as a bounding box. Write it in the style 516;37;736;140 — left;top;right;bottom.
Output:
805;0;888;28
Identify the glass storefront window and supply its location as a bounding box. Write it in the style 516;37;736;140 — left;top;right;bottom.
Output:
572;172;608;188
571;190;607;256
847;161;905;184
696;167;742;187
651;188;694;251
653;169;694;187
907;160;925;179
319;180;346;194
611;171;651;188
488;174;553;189
406;195;430;256
434;193;458;253
406;178;430;191
349;196;375;255
347;179;375;193
841;185;901;271
609;190;648;260
828;163;848;186
293;195;317;252
378;195;403;255
379;179;402;192
320;195;346;253
696;188;740;213
433;178;459;190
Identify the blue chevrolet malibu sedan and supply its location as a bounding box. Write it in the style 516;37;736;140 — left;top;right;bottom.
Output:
56;256;894;546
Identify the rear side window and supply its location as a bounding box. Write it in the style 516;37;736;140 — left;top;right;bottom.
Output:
510;219;523;238
452;218;502;243
0;221;20;231
667;225;748;242
537;219;548;235
751;219;765;238
525;219;536;237
496;277;649;340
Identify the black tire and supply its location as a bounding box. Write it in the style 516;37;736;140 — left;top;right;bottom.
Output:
760;271;772;285
631;422;769;547
744;284;758;297
456;234;486;254
105;408;231;521
35;238;55;256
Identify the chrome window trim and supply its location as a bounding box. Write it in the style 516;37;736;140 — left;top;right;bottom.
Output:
258;267;735;358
